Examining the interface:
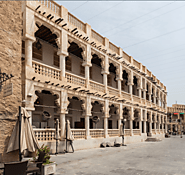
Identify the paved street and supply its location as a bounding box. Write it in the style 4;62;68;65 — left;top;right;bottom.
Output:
51;136;185;175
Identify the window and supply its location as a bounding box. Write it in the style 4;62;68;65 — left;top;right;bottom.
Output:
108;74;111;86
66;56;72;71
80;63;85;76
53;50;60;67
121;80;125;91
32;41;42;60
90;66;92;79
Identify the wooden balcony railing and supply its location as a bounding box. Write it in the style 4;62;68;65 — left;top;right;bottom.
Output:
34;128;56;142
108;129;119;137
90;129;104;138
65;72;86;87
90;80;105;93
32;61;60;80
71;129;86;140
133;129;140;136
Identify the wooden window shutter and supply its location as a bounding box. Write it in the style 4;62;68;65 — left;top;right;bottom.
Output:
53;50;60;67
108;74;111;86
80;63;85;76
32;42;42;60
90;67;92;79
66;56;72;71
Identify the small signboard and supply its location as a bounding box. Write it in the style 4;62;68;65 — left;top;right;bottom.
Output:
3;83;13;97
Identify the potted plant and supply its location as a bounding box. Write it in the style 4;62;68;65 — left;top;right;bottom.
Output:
33;145;56;175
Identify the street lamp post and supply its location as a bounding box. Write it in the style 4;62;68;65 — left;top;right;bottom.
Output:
122;119;127;146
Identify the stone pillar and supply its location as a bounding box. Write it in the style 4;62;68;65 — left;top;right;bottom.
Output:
129;120;133;136
117;64;122;97
83;62;92;88
144;120;146;133
149;93;152;102
25;39;34;67
117;79;122;96
85;115;91;139
139;121;142;135
102;56;109;93
104;100;109;138
137;77;142;98
128;71;133;96
129;107;134;136
149;122;152;135
148;112;152;135
59;53;67;80
60;113;65;139
104;117;108;138
154;122;156;134
103;73;108;92
165;116;168;133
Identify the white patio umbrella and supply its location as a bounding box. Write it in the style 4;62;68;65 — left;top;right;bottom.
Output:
7;107;39;155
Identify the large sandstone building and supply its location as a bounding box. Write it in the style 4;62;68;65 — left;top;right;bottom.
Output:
0;1;22;162
0;0;168;161
167;104;185;134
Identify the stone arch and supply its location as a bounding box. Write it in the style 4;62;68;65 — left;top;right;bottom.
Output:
33;87;60;108
34;20;60;48
68;36;86;59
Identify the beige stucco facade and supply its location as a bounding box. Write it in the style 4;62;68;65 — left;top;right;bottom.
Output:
0;0;168;161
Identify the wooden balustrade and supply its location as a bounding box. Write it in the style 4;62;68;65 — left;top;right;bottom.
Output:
124;129;131;136
133;129;140;135
108;129;119;137
108;86;119;96
32;61;60;80
68;12;86;32
37;0;60;15
34;128;55;142
65;72;86;87
90;129;104;138
90;80;105;93
71;129;86;140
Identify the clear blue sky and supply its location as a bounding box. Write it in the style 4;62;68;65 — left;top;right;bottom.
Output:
56;1;185;107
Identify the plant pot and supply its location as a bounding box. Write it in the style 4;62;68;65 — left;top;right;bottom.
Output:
41;162;56;175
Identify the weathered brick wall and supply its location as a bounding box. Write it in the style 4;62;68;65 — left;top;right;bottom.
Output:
0;1;22;163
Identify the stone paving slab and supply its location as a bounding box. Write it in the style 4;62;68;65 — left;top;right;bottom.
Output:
50;136;185;175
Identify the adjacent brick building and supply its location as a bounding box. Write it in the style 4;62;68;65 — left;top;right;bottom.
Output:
0;1;22;162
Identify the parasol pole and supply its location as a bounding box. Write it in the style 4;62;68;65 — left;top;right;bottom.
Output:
65;121;68;153
18;106;22;161
55;119;59;155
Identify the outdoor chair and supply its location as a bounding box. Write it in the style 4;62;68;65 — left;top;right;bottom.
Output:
3;160;28;175
26;150;46;175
